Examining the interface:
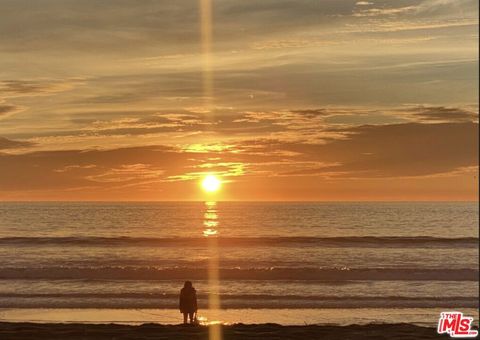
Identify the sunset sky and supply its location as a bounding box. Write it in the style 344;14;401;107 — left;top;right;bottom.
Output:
0;0;478;201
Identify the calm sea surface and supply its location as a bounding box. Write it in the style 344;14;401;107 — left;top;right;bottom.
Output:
0;202;478;324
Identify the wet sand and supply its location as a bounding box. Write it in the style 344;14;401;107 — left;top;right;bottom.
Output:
0;322;451;339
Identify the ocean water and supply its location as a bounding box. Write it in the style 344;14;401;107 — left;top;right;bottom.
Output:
0;202;478;325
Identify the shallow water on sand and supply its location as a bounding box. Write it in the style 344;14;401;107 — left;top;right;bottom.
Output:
1;308;479;326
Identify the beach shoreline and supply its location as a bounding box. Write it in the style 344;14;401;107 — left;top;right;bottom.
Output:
0;321;452;340
3;307;477;326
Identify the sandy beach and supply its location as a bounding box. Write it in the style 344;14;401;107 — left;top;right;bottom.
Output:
0;322;452;340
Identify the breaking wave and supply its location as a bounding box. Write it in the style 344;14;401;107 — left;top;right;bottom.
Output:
0;266;477;281
0;236;477;248
0;293;477;309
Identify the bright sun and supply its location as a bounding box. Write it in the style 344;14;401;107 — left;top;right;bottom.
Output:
201;175;221;193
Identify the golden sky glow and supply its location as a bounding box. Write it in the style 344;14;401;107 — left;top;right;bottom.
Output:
0;0;478;201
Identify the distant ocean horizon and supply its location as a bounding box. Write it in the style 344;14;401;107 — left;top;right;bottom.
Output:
2;200;478;202
0;201;478;325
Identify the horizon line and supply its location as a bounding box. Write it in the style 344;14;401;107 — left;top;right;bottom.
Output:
0;199;478;203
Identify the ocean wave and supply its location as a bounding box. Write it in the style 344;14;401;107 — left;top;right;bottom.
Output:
0;293;476;309
0;236;477;248
0;292;477;301
0;266;477;281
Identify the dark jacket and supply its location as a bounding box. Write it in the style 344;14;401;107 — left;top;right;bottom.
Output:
179;287;197;313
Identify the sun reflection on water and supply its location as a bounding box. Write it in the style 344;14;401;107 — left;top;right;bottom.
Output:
202;200;223;339
197;315;229;326
203;228;218;237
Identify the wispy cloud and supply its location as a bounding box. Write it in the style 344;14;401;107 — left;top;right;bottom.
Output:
0;136;35;150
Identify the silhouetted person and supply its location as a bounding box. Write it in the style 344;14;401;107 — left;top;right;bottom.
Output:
179;281;197;324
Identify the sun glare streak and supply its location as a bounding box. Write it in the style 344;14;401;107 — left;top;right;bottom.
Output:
199;1;221;336
200;0;213;111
